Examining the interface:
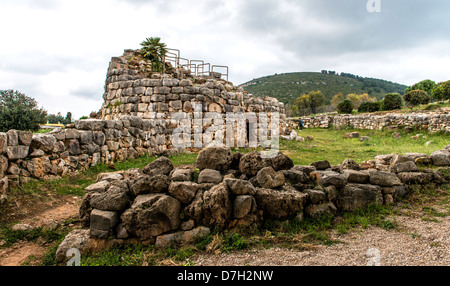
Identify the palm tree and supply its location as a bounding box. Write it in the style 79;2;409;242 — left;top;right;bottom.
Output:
140;37;168;73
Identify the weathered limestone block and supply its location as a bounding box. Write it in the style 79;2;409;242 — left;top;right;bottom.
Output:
0;155;8;177
6;146;29;160
23;156;52;178
239;151;273;177
255;185;307;219
234;195;256;219
305;202;337;218
89;185;131;211
397;172;434;185
121;193;181;239
90;209;119;239
155;226;210;248
305;189;327;204
310;160;331;170
337;183;383;212
224;178;256;195
430;150;450;166
256;167;285;189
169;167;193;182
310;171;347;188
130;174;170;196
342;169;369;184
75;119;106;131
168;181;199;204
195;147;233;172
198;169;222;184
367;169;402;187
142;156;173;176
31;134;57;153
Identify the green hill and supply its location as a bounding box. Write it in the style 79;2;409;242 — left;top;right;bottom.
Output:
240;72;407;105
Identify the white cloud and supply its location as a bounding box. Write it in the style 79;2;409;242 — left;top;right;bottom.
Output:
1;0;449;119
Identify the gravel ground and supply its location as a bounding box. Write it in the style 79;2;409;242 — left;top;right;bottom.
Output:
193;213;450;266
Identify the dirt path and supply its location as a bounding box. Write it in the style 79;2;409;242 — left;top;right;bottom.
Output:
0;196;81;266
194;213;450;266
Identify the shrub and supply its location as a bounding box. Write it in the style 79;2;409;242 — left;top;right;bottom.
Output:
0;90;48;132
337;99;354;114
432;80;450;102
404;79;436;95
403;90;430;109
381;93;403;111
358;101;381;113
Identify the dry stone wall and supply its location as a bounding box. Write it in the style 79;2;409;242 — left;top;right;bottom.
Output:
55;145;450;263
0;117;172;202
294;109;450;133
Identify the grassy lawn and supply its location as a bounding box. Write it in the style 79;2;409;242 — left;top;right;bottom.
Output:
281;128;449;166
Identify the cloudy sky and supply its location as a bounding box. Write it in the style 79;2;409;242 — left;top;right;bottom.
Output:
1;0;450;119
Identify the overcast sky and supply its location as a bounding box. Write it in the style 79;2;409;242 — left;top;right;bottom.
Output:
1;0;450;119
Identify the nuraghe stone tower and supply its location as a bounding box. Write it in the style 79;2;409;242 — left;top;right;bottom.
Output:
99;49;287;152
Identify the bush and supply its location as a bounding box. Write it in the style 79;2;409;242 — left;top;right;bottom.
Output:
337;99;354;114
0;90;48;132
432;80;450;102
358;101;381;113
381;93;403;111
403;90;430;108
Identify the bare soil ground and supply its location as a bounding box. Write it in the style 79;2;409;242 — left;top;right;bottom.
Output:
193;212;450;266
0;194;81;266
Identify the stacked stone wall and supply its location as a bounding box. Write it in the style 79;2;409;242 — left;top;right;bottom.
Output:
291;109;450;132
54;145;450;263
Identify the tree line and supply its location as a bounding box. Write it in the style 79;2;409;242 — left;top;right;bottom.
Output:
0;89;83;132
288;79;450;117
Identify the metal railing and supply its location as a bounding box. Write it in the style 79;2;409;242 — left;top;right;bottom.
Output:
161;47;229;81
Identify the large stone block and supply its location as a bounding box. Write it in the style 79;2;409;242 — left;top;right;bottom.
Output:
337;183;383;212
198;169;222;184
89;185;131;211
121;193;181;239
6;146;29;160
224;178;256;196
256;167;285;189
168;181;199;204
31;134;57;153
238;151;272;176
430;150;450;166
195;147;233;172
255;185;307;219
367;170;402;187
130;174;170;196
142;156;174;176
310;171;347;188
89;209;119;239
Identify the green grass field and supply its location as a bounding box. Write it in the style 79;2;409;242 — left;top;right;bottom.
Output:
281;128;449;166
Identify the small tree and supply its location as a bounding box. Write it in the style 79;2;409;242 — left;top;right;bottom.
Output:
337;99;354;114
381;93;403;111
295;90;325;114
432;80;450;102
331;92;345;108
0;90;48;132
403;90;430;110
404;79;436;96
358;101;381;113
140;37;168;73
